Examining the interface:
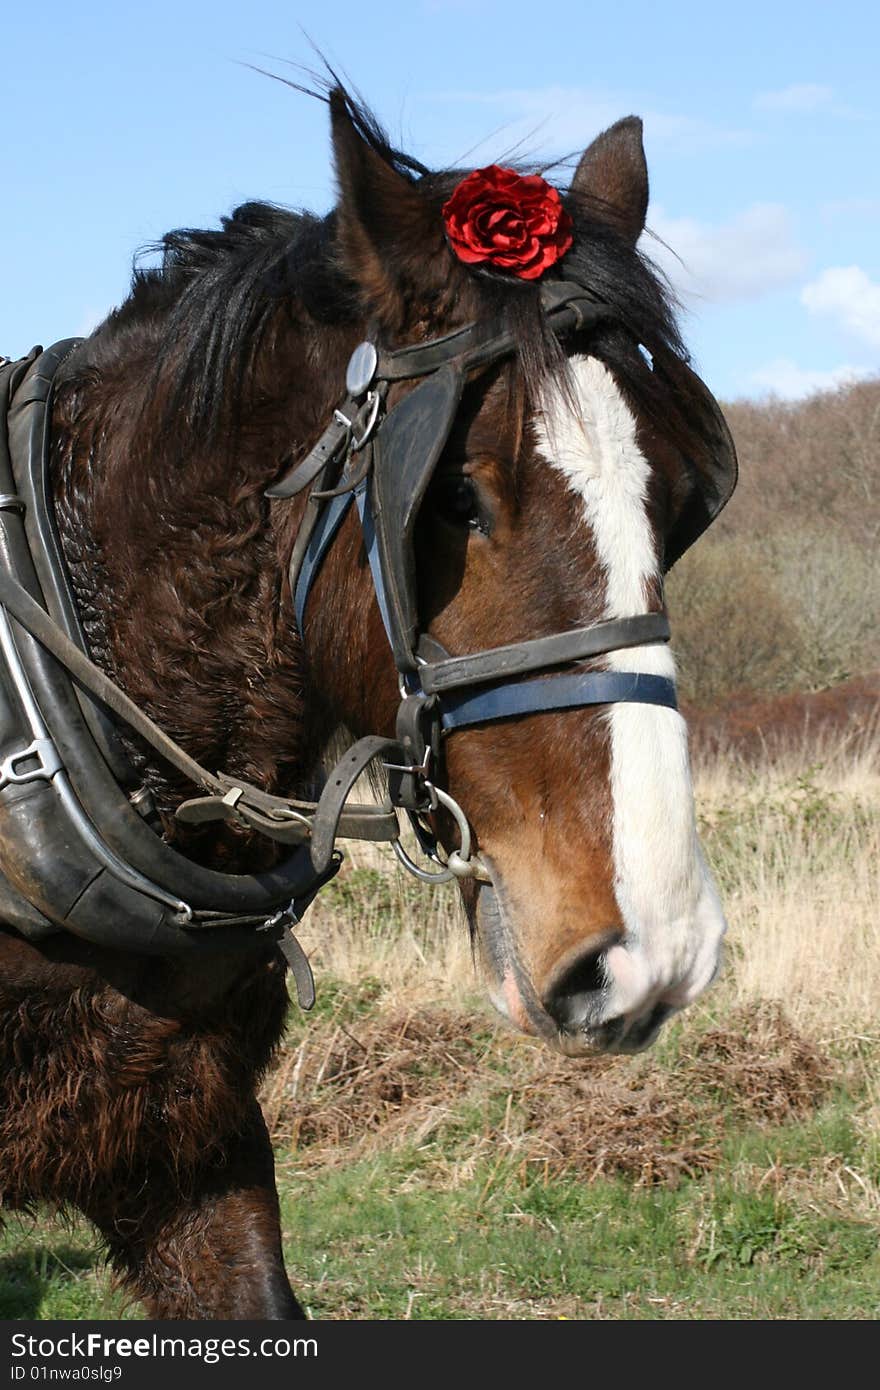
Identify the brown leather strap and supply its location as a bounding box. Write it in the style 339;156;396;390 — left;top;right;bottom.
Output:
176;789;397;844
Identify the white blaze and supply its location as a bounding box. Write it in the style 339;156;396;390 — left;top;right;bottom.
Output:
535;357;725;1020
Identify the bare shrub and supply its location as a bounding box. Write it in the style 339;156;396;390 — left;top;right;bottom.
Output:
667;537;802;704
666;375;880;706
721;375;880;548
668;525;880;704
764;527;880;688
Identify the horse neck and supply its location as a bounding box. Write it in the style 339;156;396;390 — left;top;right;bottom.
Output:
50;305;363;843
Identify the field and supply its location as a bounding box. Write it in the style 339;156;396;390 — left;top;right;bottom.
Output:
1;715;878;1320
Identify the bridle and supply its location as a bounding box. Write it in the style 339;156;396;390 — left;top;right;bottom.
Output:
264;276;679;883
0;274;734;1002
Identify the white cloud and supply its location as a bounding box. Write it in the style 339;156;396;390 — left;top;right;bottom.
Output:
749;358;869;400
754;84;833;112
801;266;880;348
644;204;808;303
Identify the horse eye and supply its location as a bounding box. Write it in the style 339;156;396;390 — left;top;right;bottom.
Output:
432;476;487;533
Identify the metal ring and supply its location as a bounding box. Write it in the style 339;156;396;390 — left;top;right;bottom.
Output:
390;785;492;885
430;788;493;882
392;836;455;883
419;787;493;882
429;787;472;860
446;848;492;882
446;850;478;879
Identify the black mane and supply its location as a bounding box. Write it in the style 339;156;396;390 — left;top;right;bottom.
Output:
91;200;355;442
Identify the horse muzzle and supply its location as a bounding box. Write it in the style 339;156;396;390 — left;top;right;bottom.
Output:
470;875;725;1058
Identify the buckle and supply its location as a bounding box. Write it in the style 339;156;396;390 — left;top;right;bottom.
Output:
388;692;441;811
0;737;62;792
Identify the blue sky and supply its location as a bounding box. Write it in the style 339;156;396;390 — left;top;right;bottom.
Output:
4;0;878;401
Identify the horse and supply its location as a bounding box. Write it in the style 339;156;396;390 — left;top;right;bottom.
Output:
0;84;736;1319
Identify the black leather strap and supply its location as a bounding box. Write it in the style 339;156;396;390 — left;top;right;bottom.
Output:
418;613;671;694
377;281;611;380
309;735;401;874
7;338;145;793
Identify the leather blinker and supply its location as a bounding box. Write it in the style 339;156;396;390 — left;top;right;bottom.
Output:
369;363;464;671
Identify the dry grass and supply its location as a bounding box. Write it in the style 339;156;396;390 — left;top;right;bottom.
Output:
293;831;477;1006
265;1010;484;1155
511;1004;830;1187
693;718;880;1036
264;715;877;1203
263;1002;832;1187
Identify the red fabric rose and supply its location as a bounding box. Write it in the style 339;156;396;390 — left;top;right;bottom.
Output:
442;165;573;280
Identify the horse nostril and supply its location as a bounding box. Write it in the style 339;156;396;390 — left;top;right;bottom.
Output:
543;946;609;1031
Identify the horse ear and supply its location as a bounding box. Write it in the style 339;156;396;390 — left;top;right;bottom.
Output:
570;117;648;246
330;90;446;324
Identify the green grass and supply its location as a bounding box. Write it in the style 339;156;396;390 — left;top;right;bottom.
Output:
282;1175;878;1320
0;1226;130;1320
3;1067;878;1321
3;733;878;1322
272;1087;880;1320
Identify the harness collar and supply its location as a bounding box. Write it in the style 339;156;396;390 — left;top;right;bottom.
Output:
0;346;338;1001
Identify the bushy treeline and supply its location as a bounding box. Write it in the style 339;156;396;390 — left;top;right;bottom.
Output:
667;375;880;706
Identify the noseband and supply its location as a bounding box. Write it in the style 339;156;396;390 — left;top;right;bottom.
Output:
266;278;677;883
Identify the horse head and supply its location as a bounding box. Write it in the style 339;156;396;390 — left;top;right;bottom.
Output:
284;91;735;1057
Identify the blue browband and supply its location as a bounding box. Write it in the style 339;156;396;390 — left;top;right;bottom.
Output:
440;671;677;729
293;476;678;734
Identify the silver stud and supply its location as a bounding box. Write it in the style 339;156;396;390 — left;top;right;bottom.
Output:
345;341;378;398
